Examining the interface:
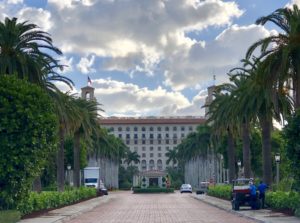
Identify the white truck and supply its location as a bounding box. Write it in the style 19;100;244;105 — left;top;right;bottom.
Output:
83;167;108;195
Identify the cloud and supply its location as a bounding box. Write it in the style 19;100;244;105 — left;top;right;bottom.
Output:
163;24;275;90
286;0;300;8
86;78;206;116
77;55;96;74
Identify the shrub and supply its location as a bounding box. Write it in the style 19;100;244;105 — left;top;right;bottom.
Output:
0;210;21;223
0;76;58;210
17;187;96;215
266;191;300;212
207;185;232;200
120;181;132;190
133;188;174;193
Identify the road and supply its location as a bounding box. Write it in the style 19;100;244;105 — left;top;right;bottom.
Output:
66;191;256;223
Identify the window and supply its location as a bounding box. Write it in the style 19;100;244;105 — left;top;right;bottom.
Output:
166;139;169;144
158;153;162;157
173;126;177;131
173;139;177;144
118;134;122;138
134;126;138;131
150;147;154;151
165;133;169;138
142;127;146;131
150;127;153;131
157;134;161;139
173;133;177;138
149;160;155;170
134;134;138;139
165;126;169;131
150;140;153;144
142;134;146;138
126;127;130;131
118;127;122;131
181;126;185;131
166;146;169;151
126;134;130;139
141;160;147;170
142;140;146;144
150;153;154;158
142;147;146;151
109;127;114;132
126;140;130;145
181;133;185;138
157;159;163;170
134;140;138;145
150;134;154;139
189;126;193;131
142;153;146;158
157;127;161;131
158;147;161;151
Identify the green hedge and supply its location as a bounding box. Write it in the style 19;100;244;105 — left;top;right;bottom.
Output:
207;185;232;200
17;187;96;215
266;191;300;212
0;210;21;223
133;188;174;193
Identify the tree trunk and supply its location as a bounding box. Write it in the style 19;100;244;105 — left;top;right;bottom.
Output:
32;177;42;192
294;76;300;109
260;116;273;186
242;120;251;178
56;125;65;192
227;129;236;183
73;131;81;187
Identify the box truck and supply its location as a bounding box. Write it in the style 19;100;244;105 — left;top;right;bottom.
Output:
84;167;108;195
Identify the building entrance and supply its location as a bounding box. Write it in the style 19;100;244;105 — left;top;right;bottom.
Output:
149;178;158;187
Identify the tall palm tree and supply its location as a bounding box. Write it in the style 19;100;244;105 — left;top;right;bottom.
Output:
73;98;100;187
166;148;178;167
246;4;300;108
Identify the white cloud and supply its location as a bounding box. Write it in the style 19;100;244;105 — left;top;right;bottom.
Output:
87;78;201;116
59;56;74;73
7;0;23;4
77;55;96;74
286;0;300;8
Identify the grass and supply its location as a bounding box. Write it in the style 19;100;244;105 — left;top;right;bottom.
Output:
0;210;21;223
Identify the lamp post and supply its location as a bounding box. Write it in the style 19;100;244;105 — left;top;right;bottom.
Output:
67;164;71;186
275;153;280;186
237;160;241;178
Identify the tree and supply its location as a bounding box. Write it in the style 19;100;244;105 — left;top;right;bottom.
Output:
124;151;140;166
0;76;57;209
166;148;178;167
246;5;300;108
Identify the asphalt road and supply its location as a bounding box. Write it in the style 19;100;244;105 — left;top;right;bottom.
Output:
66;191;256;223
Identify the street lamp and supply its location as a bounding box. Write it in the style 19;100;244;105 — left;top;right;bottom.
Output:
67;164;71;186
275;153;280;185
237;160;241;178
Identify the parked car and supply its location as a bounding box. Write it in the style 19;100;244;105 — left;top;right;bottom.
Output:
180;184;192;193
196;181;210;194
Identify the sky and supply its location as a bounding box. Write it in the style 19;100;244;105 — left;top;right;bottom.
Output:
0;0;299;117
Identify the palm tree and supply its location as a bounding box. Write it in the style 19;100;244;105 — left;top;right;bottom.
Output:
124;151;140;166
166;148;178;167
73;98;100;187
246;5;300;108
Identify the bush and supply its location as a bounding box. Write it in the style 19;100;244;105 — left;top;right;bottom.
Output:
120;181;132;190
207;185;232;200
133;188;174;193
17;187;96;215
0;76;58;210
266;191;300;212
0;210;21;223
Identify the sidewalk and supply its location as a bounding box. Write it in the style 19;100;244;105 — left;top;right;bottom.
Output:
191;194;300;223
18;194;115;223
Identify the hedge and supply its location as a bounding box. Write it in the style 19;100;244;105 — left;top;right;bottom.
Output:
0;210;21;223
266;191;300;213
133;188;174;193
17;187;96;215
207;185;232;200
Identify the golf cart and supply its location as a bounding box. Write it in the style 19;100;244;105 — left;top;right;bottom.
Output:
231;178;260;210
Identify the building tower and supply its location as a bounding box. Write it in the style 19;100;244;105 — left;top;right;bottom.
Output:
81;86;95;101
204;85;216;118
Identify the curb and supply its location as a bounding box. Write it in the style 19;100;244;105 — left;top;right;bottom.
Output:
191;195;265;223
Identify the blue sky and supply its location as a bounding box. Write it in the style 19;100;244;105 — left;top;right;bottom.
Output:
0;0;297;116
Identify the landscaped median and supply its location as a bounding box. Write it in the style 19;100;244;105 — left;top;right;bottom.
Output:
133;187;174;193
207;184;232;200
17;187;97;216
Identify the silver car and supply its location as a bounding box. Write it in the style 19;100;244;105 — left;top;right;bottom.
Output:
180;184;192;193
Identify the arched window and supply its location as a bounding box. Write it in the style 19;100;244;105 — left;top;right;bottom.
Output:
149;127;153;131
157;159;163;170
118;127;122;132
141;160;147;170
149;160;155;170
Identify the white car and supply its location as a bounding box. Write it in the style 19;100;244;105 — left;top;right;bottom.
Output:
180;184;192;193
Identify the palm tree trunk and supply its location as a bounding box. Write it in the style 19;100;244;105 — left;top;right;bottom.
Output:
294;76;300;109
56;125;65;191
73;131;81;187
259;116;273;186
227;129;236;183
242;120;251;178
